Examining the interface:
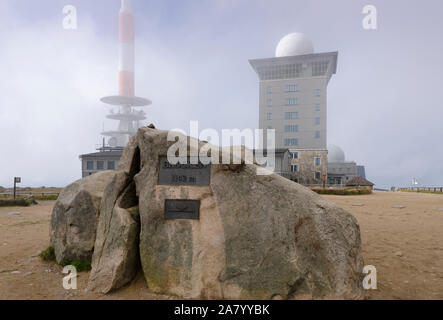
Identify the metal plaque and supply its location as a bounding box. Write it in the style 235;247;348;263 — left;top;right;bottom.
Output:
164;200;200;220
158;157;210;186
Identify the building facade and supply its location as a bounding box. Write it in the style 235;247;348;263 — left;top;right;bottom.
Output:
250;33;337;184
271;149;329;185
79;147;123;178
327;144;366;185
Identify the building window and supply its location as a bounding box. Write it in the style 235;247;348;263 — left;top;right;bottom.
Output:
267;125;273;130
267;86;272;94
291;165;299;173
97;161;104;170
267;99;272;107
315;89;321;97
285;112;298;120
285;98;298;105
285;84;299;92
315;131;321;139
315;117;321;125
267;113;272;120
315;171;321;180
284;125;299;133
315;104;321;111
284;138;298;146
315;157;321;166
108;161;115;170
291;152;299;159
86;161;94;170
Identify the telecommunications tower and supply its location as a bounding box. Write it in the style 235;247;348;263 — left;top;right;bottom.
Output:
101;0;151;148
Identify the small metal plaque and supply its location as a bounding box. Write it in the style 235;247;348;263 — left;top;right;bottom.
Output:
164;200;200;220
158;157;210;186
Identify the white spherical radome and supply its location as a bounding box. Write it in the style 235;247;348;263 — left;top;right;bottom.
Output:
328;144;346;162
275;33;314;58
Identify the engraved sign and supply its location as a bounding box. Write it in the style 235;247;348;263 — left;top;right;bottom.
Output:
158;157;210;186
164;200;200;220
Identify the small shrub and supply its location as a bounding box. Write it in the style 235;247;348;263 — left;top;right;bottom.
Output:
311;188;372;196
69;260;92;272
40;246;56;262
61;259;92;272
40;246;91;272
0;198;37;207
399;189;443;195
34;195;59;201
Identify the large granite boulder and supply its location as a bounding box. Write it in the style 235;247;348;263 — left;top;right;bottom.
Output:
50;171;118;264
87;171;141;293
88;127;364;299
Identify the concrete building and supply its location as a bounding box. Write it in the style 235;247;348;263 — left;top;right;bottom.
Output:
260;149;327;184
250;33;337;184
256;147;328;184
79;146;123;178
327;144;366;186
346;176;374;189
249;33;337;150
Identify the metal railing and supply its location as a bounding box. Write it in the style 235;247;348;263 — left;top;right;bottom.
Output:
0;191;60;198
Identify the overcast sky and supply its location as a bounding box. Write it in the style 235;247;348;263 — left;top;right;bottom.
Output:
0;0;442;189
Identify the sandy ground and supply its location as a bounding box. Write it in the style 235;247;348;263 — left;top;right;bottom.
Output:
0;191;442;300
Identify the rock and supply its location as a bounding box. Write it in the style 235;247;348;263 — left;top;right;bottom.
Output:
392;205;405;209
11;271;21;274
394;251;403;257
436;208;443;212
50;170;118;264
88;172;141;294
99;127;365;300
8;212;21;216
352;204;364;207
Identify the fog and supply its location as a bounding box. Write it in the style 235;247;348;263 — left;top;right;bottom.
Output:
1;0;442;189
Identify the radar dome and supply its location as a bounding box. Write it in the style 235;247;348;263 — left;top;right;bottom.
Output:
275;33;314;57
328;144;345;162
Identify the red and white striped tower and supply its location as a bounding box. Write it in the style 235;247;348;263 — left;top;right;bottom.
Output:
118;0;135;96
101;0;151;148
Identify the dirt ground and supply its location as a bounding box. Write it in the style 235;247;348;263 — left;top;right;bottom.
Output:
0;191;442;300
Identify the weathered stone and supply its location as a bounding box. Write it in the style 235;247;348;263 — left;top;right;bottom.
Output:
117;135;139;175
49;171;117;264
84;127;364;299
127;128;364;300
88;169;141;293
